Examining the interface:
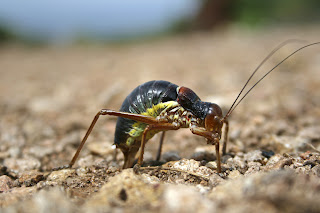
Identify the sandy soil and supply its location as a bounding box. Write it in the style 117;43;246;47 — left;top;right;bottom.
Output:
0;25;319;212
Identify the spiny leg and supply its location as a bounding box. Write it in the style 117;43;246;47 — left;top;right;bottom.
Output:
156;131;166;161
53;109;161;170
189;125;222;173
222;120;229;155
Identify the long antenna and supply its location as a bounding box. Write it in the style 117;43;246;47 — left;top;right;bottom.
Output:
224;41;320;119
225;39;306;118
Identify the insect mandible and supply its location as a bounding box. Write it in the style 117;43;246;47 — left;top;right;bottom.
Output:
56;40;319;173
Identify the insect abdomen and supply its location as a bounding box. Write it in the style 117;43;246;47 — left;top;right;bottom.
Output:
114;80;178;146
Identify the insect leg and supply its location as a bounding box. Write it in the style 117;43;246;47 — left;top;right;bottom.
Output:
189;125;222;173
156;131;166;161
54;109;162;170
138;123;180;166
215;138;221;173
222;120;229;155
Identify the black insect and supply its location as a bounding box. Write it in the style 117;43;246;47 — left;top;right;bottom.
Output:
57;41;319;173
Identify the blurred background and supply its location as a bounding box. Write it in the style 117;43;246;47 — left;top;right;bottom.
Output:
0;0;320;44
0;0;319;123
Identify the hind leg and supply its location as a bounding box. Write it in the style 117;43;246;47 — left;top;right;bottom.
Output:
54;109;160;170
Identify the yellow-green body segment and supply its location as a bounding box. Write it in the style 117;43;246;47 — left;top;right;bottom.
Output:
114;81;179;158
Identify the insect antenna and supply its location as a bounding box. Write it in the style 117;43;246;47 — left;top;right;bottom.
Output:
224;39;305;119
223;40;320;120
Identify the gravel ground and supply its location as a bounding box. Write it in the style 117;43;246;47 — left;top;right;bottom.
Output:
0;26;320;213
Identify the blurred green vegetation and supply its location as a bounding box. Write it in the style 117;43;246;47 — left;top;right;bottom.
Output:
231;0;320;26
0;23;47;46
0;24;17;44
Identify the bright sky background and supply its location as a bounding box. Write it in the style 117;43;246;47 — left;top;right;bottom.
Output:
0;0;200;41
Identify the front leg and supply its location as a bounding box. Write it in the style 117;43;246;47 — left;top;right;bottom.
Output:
189;125;222;173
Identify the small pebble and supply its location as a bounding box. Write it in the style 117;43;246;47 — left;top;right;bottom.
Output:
311;165;320;177
244;150;264;163
0;175;13;192
228;170;242;179
4;157;41;172
47;169;75;183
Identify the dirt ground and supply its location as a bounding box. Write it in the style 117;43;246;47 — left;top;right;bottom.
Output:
0;26;320;213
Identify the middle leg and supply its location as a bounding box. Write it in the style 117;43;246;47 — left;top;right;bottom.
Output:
138;123;180;166
156;131;166;161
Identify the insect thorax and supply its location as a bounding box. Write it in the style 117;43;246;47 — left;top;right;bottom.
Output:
125;101;200;146
157;103;201;128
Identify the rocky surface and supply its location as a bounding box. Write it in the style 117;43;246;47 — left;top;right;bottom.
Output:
0;26;319;212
